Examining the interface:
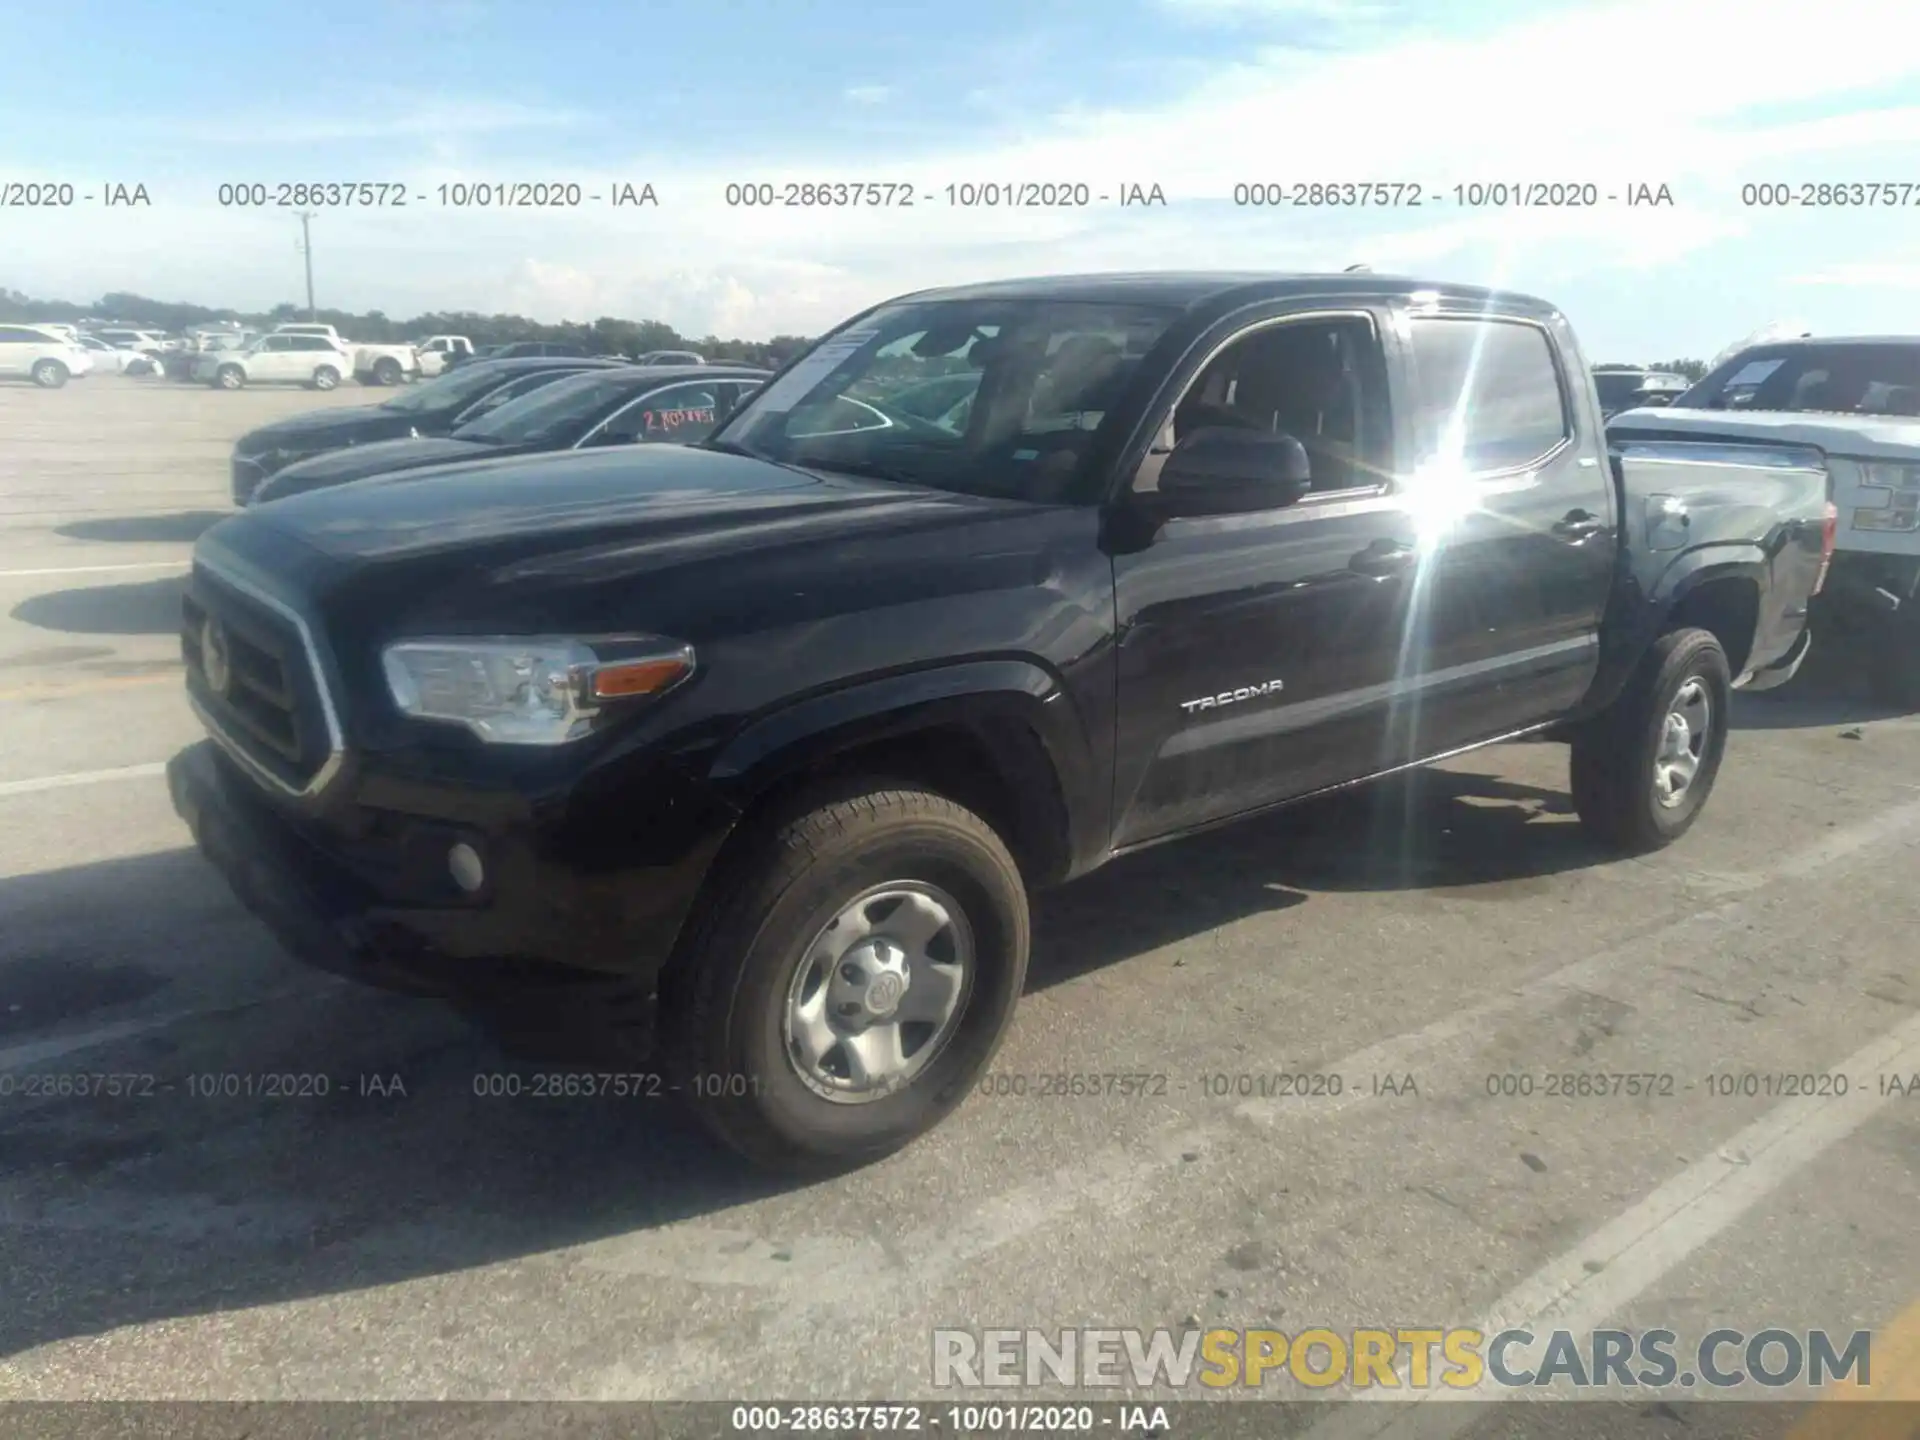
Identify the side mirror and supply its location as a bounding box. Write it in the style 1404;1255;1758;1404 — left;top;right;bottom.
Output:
1155;427;1312;516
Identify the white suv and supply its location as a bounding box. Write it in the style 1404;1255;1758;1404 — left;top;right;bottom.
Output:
193;333;352;390
0;325;95;388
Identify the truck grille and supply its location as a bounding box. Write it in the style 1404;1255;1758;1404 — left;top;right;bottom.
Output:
182;567;337;792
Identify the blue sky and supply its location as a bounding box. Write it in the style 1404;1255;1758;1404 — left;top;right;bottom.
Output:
3;0;1918;357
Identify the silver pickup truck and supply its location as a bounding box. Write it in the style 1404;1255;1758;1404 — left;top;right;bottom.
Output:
1610;335;1920;704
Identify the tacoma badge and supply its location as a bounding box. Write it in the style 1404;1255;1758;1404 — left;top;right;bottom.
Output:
1180;679;1283;715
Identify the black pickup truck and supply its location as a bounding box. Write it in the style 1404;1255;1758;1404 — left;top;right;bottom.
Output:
166;273;1832;1172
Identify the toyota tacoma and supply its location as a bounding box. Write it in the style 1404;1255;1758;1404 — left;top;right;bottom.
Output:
166;273;1833;1172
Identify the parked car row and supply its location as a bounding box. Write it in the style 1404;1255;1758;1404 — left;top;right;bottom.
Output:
0;324;101;386
168;269;1845;1177
1611;332;1920;705
3;318;741;389
1593;364;1692;417
229;356;769;502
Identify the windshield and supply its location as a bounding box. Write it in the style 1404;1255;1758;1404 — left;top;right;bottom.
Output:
1680;344;1920;417
379;363;524;414
452;371;631;444
710;299;1180;503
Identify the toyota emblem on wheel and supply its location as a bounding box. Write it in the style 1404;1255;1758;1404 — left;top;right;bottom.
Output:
200;617;232;696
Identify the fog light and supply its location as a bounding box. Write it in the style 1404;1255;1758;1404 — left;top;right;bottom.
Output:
448;842;485;893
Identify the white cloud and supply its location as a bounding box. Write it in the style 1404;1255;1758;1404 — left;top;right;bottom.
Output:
1155;0;1396;20
1791;263;1920;290
153;98;585;146
10;0;1920;342
843;85;894;105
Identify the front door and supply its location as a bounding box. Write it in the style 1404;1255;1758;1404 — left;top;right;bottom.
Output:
1109;307;1421;848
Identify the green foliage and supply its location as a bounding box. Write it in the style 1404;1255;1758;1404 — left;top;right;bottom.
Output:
0;287;814;366
1600;357;1709;381
1649;357;1708;382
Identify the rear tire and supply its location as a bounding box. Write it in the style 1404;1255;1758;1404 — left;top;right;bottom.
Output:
1571;627;1731;853
372;357;403;386
311;365;340;391
31;359;68;389
664;783;1029;1174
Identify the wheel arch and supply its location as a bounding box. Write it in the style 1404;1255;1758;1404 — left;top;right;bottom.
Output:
1579;552;1765;720
1658;560;1764;677
704;660;1097;893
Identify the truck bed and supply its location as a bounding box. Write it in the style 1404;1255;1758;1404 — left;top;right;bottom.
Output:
1605;432;1831;691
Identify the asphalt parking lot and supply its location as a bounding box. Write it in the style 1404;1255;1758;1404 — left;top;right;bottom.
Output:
1;377;1917;1428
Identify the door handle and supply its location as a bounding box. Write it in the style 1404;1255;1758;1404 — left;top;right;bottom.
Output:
1348;539;1417;577
1552;510;1608;541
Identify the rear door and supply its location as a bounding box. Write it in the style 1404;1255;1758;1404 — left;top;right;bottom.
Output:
1386;305;1616;752
290;336;333;378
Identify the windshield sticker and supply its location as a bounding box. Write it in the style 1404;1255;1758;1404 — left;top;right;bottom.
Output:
642;405;718;435
753;328;881;413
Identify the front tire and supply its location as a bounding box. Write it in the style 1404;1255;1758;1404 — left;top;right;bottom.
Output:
32;359;68;389
215;364;245;390
1571;627;1732;853
665;784;1029;1174
311;365;340;391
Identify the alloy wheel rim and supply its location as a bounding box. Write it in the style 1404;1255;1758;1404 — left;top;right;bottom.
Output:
1654;676;1711;808
783;881;973;1105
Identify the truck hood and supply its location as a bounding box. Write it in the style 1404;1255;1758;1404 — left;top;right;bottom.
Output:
235;403;431;456
241;444;981;570
257;436;504;498
1609;406;1920;461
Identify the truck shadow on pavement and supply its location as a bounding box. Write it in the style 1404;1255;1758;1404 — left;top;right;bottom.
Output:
1729;635;1917;731
56;512;227;545
1029;765;1594;989
0;760;1606;1363
11;576;185;635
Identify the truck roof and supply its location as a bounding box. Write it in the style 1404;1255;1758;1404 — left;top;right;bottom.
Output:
891;271;1556;317
1757;335;1920;348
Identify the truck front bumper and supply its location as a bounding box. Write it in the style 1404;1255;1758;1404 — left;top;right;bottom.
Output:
169;739;717;1025
168;740;472;996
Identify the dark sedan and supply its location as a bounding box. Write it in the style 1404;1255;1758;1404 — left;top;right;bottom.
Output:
248;365;770;504
229;356;626;504
443;340;588;371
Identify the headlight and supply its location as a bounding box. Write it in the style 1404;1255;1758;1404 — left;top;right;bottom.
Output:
380;636;695;745
1852;462;1920;532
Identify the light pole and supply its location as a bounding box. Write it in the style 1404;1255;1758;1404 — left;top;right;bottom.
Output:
296;211;317;320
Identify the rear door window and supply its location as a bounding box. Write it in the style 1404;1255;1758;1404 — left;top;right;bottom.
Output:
1408;318;1571;472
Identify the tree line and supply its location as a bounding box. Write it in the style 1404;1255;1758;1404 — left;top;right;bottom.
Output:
0;287;815;367
1602;358;1710;381
2;286;1717;382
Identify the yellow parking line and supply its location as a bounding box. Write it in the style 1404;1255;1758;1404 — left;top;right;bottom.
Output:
1784;1297;1920;1439
0;671;179;701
